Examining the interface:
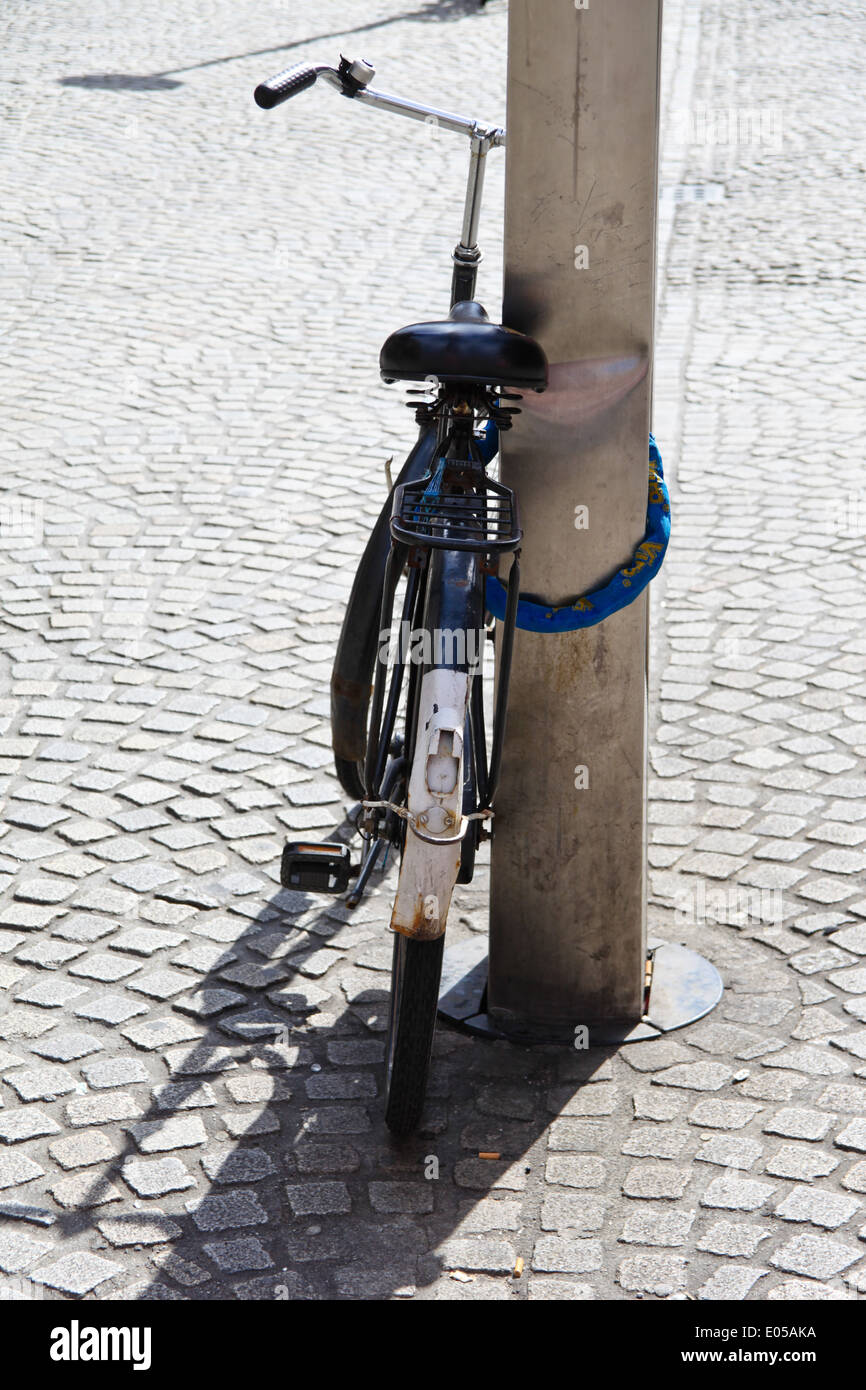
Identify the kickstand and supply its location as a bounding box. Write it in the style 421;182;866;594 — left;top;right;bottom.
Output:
345;835;387;908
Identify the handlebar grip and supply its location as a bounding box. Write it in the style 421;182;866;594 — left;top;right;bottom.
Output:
254;62;318;110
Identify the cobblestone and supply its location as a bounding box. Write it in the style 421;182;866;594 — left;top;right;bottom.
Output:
769;1234;862;1281
185;1190;267;1233
696;1265;766;1301
32;1251;123;1295
121;1157;198;1198
696;1222;770;1258
616;1254;687;1296
774;1187;861;1231
48;1130;123;1170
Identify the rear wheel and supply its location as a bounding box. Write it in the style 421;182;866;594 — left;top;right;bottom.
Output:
384;931;445;1135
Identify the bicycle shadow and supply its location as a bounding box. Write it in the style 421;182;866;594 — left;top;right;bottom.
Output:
57;0;499;94
26;822;615;1302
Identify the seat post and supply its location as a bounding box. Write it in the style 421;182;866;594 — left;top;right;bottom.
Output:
450;132;491;306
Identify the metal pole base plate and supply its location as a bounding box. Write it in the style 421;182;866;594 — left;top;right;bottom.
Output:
438;936;723;1046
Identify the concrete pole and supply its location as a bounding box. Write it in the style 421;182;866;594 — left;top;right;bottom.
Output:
488;0;663;1037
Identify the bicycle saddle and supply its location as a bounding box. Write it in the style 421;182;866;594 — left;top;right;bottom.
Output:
380;300;547;391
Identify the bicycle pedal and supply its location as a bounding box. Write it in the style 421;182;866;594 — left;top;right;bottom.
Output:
281;841;354;894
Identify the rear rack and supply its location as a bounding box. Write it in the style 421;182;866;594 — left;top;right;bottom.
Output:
390;474;521;553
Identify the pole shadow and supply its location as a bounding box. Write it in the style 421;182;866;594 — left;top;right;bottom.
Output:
57;1;497;94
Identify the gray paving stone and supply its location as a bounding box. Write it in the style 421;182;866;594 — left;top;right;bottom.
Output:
368;1182;433;1215
292;1141;359;1174
545;1154;606;1189
80;1056;149;1088
122;1156;197;1197
109;927;187;956
766;1280;849;1301
695;1135;764;1170
149;1251;211;1287
163;1044;238;1076
326;1039;385;1066
49;1172;124;1208
651;1062;733;1091
68;952;140;983
770;1233;862;1280
32;1251;123;1295
0;1152;45;1190
764;1144;839;1181
817;1083;866;1114
201;1147;276;1184
13;977;91;1008
616;1254;687;1295
127;1115;208;1153
121;1015;203;1050
761;1046;850;1077
621;1126;691;1159
547;1118;612;1152
185;1189;268;1232
696;1264;766;1300
618;1207;696;1247
5;1065;77;1101
688;1099;763;1129
305;1072;378;1101
835;1118;866;1152
151;1081;219;1111
48;1130;123;1170
775;1186;861;1230
223;1074;292;1106
0;1108;62;1144
96;1210;183;1247
739;1071;810;1102
700;1175;777;1212
0;1231;54;1273
632;1091;684;1121
285;1181;352;1216
30;1029;102;1062
696;1222;771;1257
14;939;85;970
763;1108;835;1141
127;967;191;1000
221;1109;280;1139
65;1091;145;1127
840;1160;866;1193
74;993;149;1025
172;943;239;974
202;1237;273;1273
527;1278;596;1300
622;1164;693;1199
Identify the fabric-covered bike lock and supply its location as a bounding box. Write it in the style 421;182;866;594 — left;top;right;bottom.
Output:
484;433;669;633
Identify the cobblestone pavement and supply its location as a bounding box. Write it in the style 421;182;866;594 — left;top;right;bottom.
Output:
1;0;865;1301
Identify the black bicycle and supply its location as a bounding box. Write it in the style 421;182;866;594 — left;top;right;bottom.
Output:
255;56;547;1134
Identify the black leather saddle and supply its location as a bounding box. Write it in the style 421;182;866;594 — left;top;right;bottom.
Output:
379;300;547;391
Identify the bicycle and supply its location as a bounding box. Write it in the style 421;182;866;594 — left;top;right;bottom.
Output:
254;55;547;1134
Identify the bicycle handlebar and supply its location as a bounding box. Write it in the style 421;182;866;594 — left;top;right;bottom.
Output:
254;62;319;110
253;54;505;146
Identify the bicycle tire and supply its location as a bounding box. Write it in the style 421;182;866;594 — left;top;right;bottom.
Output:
330;424;439;798
384;930;445;1135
